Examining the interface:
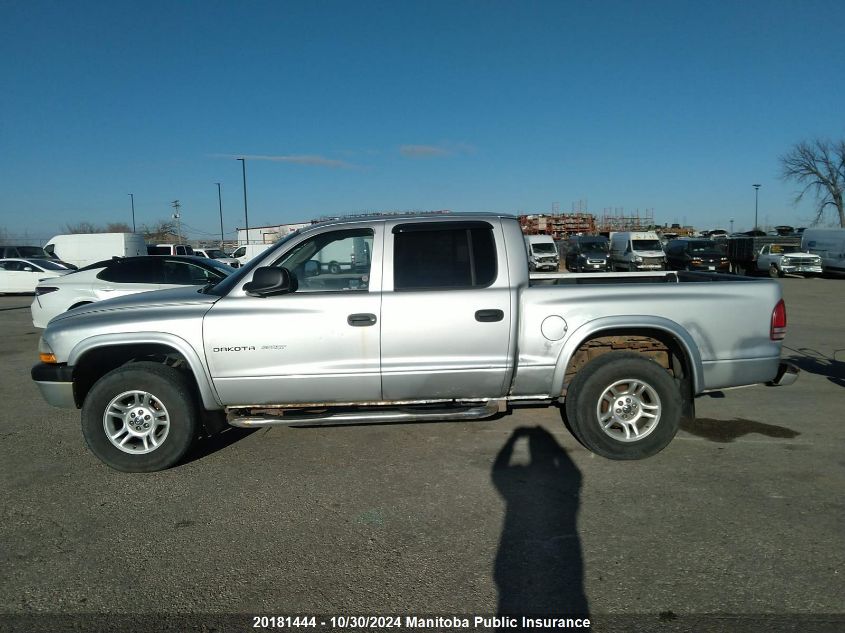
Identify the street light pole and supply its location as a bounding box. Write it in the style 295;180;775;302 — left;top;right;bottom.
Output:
237;158;250;245
730;218;734;233
128;193;136;232
753;184;761;231
215;182;224;249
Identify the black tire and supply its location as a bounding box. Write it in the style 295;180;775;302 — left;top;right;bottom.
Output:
769;264;784;279
328;261;341;274
81;362;198;472
564;352;683;460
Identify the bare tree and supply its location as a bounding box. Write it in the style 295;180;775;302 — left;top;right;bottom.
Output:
140;220;177;243
105;222;133;233
63;222;104;234
780;138;845;227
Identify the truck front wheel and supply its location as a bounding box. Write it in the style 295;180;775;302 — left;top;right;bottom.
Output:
81;362;198;472
564;352;682;460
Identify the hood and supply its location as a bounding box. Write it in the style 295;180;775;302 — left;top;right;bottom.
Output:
580;249;608;258
690;251;725;259
780;250;815;258
51;285;219;324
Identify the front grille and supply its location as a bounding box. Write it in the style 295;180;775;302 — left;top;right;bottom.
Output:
587;259;605;265
642;257;664;266
783;257;819;266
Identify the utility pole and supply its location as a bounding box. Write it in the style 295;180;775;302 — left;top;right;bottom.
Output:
171;200;183;244
753;184;761;230
215;183;224;249
128;193;136;232
237;158;250;245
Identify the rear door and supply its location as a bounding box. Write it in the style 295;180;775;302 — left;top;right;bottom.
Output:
380;220;512;400
93;258;163;300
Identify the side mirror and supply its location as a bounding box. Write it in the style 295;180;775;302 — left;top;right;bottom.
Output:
243;267;298;297
304;260;319;277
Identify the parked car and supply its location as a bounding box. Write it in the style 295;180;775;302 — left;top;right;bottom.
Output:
0;258;71;294
31;214;797;472
147;243;194;256
524;235;559;271
801;228;845;275
665;239;729;272
30;256;232;328
193;248;240;268
44;233;147;269
609;231;666;271
231;243;272;266
565;235;610;272
755;243;823;278
0;245;77;269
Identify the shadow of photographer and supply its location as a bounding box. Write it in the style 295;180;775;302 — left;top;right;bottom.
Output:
492;426;588;617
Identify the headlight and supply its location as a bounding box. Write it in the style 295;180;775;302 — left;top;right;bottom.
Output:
633;255;643;263
35;286;59;295
38;337;57;364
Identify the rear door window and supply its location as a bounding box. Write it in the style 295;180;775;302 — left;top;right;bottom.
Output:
393;222;497;290
97;259;162;283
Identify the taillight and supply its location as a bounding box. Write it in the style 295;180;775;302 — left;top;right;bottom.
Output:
771;299;787;340
35;286;59;295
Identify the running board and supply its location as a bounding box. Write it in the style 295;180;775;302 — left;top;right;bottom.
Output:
226;400;506;428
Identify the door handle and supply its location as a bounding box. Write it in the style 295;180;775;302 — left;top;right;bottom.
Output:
475;309;504;322
348;313;377;327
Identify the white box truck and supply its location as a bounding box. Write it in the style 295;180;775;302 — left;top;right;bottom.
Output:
44;233;147;269
524;235;560;271
801;228;845;275
609;231;666;271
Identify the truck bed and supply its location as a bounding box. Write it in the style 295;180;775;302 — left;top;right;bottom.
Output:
529;271;756;285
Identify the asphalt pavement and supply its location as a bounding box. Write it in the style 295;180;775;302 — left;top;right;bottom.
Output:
0;279;843;632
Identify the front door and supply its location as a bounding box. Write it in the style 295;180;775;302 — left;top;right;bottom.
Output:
203;226;382;406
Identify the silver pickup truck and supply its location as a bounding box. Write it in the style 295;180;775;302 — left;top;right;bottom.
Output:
31;214;798;471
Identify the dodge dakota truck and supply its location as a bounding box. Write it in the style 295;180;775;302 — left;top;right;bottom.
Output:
31;214;799;472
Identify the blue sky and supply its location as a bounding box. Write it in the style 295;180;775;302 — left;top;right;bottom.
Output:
2;0;844;241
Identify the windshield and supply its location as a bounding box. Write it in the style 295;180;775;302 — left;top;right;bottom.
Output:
204;231;301;296
531;243;556;254
17;246;49;258
687;240;724;253
580;240;608;252
632;240;663;251
199;258;237;276
30;259;70;270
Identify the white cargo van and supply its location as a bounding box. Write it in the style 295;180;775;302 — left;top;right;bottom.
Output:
801;228;845;274
44;233;147;269
231;243;272;266
609;231;666;271
524;235;560;272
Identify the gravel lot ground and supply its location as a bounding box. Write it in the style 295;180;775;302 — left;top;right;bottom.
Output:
0;278;843;632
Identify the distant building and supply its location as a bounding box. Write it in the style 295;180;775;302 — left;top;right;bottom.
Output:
236;222;312;246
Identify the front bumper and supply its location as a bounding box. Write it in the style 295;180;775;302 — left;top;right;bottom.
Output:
781;265;823;274
31;363;77;408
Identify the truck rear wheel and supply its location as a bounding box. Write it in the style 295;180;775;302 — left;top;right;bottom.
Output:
81;362;198;472
564;352;682;460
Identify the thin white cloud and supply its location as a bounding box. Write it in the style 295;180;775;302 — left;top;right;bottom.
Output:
214;153;356;169
399;142;477;158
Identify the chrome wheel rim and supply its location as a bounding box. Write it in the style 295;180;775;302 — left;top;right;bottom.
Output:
596;378;661;442
103;390;170;454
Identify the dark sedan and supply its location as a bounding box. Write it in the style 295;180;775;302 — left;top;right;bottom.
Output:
665;239;729;272
565;235;610;272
